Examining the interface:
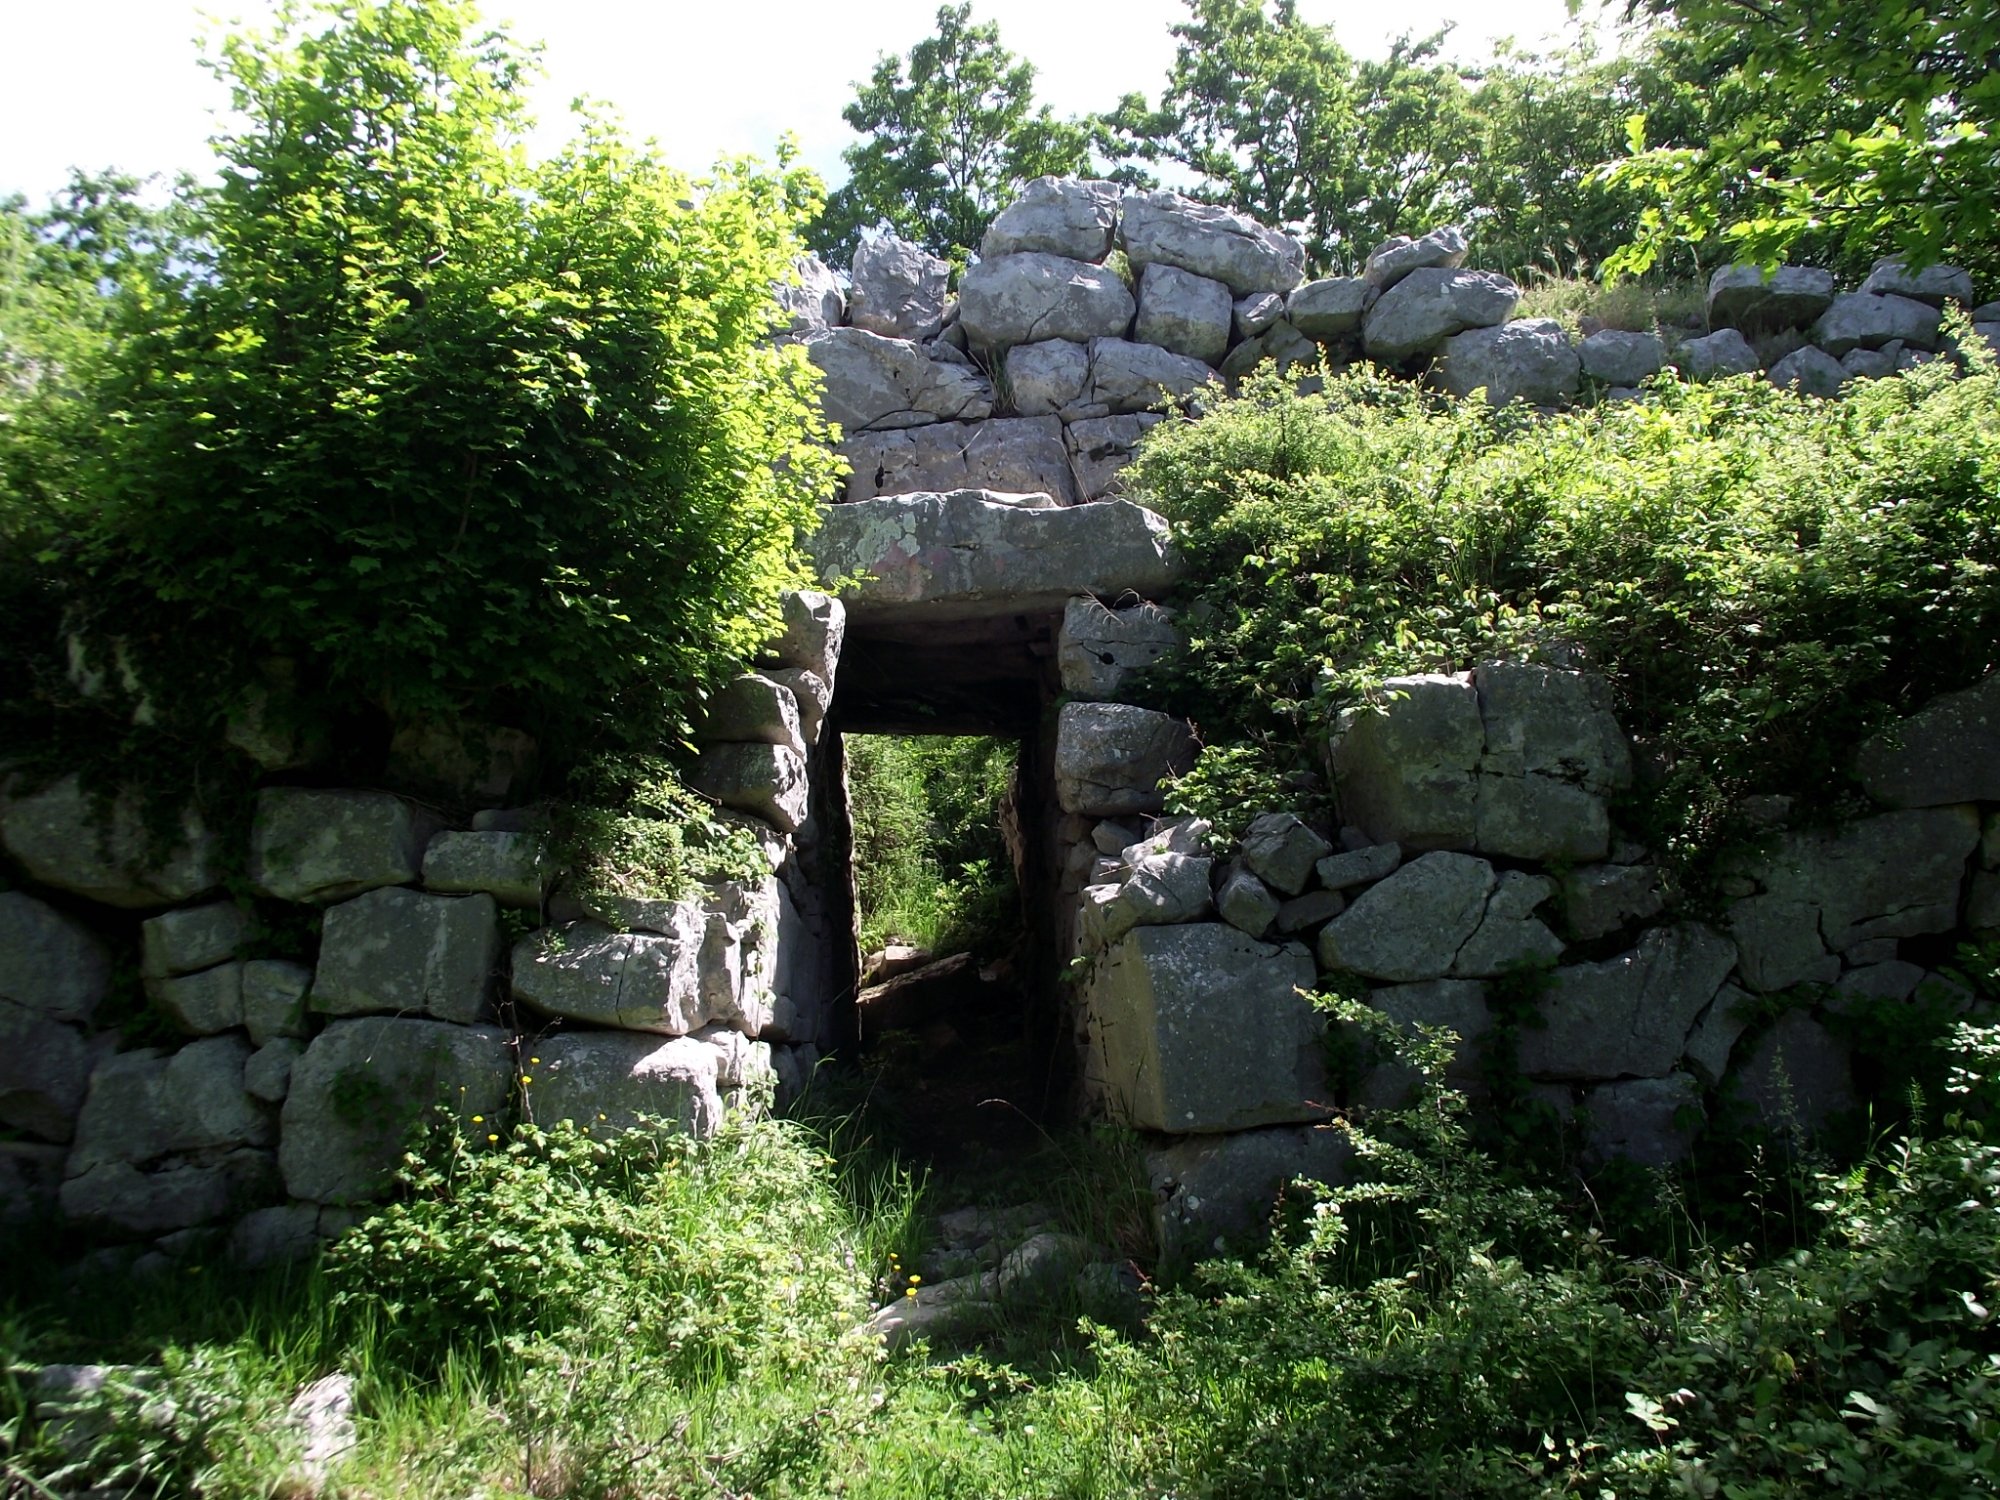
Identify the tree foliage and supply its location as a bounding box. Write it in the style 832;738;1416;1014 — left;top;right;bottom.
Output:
807;3;1098;268
1605;0;2000;281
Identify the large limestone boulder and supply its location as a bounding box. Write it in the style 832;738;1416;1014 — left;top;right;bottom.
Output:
1704;264;1835;331
529;1031;723;1137
1674;328;1759;380
1578;329;1665;386
1517;924;1737;1079
0;1000;93;1140
1054;702;1197;816
1057;597;1180;700
312;888;500;1024
839;415;1079;504
694;672;805;756
1147;1123;1352;1267
981;177;1120;262
1810;293;1943;357
810;491;1178;624
280;1017;512;1203
847;235;949;342
1330;674;1485;850
1085;923;1324;1132
774;254;844;336
1859;257;1974;308
1361;227;1468;291
1766;344;1846;397
511;914;705;1033
1317;851;1495;982
695;878;779;1037
1726;806;1977;990
1361;268;1518;364
1434;318;1580;406
767;589;846;682
1286;276;1373;339
687;742;807;834
1854;673;2000;807
1135;262;1233;364
1085;337;1215;413
1234;291;1286;338
0;776;220;909
1582;1073;1703;1167
0;891;111;1022
805;328;992;432
1066;413;1160;499
1005;339;1090;416
422;830;547;908
249;789;441;904
1218;318;1319;384
958;252;1134;348
1119;190;1305;296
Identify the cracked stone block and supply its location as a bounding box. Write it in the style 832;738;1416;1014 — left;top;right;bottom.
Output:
1317;851;1494;983
313;888;500;1024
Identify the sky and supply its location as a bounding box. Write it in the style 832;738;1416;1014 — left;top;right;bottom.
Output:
1;0;1601;203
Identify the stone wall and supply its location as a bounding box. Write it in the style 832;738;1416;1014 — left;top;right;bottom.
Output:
0;592;851;1270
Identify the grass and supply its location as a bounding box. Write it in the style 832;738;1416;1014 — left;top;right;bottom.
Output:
1513;271;1707;336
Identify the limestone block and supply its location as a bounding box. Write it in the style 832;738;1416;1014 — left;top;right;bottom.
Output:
1329;674;1482;849
1085;337;1216;413
1361;268;1519;364
698;878;779;1037
695;672;805;757
1286;276;1374;340
1582;1074;1702;1168
1085;923;1324;1133
839;415;1080;504
1135;261;1233;363
313;888;499;1023
1119;817;1212;862
1704;264;1835;331
687;742;808;834
1854;672;2000;807
1005;339;1090;416
767;666;830;747
421;830;546;908
1452;872;1563;978
1683;984;1754;1084
529;1031;723;1138
1353;977;1492;1108
1066;413;1161;499
1561;863;1665;940
1578;329;1665;385
243;960;312;1047
1674;328;1758;380
0;891;111;1022
690;1021;775;1092
1517;924;1737;1080
1727;1012;1853;1136
0;775;220;909
1079;853;1214;952
1119;189;1305;295
773;253;844;336
249;789;440;904
244;1038;302;1104
61;1150;279;1237
847;235;950;342
1218;318;1319;383
1315;842;1401;891
1727;806;1977;989
980;177;1120;262
280;1017;512;1204
1240;812;1332;897
1233;291;1285;338
1361;226;1469;290
1275;888;1344;934
1475;661;1633;790
1810;293;1942;357
67;1036;272;1178
1054;702;1197;816
958;252;1134;348
766;588;846;682
1148;1122;1353;1268
511;914;707;1034
0;999;91;1141
1767;345;1846;397
148;961;244;1035
1473;772;1610;863
1435;318;1580;406
1841;346;1899;380
228;1203;324;1269
140;901;246;980
804;327;992;432
1216;865;1280;938
1057;597;1180;699
1317;851;1495;982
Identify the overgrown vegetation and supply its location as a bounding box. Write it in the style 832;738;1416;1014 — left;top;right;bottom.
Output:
1133;355;2000;877
846;734;1019;955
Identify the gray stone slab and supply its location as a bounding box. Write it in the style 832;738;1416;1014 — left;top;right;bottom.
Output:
0;891;111;1023
313;888;500;1023
249;789;441;904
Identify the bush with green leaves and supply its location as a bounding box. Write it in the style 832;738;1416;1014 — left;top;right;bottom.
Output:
1132;355;2000;874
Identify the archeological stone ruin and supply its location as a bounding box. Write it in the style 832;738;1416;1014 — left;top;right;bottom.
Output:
6;180;1999;1274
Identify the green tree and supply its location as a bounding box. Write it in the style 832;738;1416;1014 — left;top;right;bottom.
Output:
808;3;1095;268
1604;0;2000;280
54;0;838;764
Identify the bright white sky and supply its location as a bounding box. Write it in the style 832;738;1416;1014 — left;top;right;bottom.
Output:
0;0;1605;202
